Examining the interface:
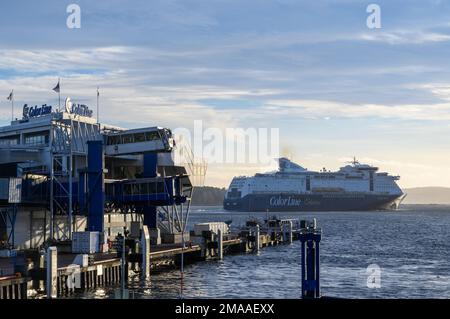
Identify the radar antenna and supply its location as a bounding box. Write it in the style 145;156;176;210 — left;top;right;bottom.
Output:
347;156;360;166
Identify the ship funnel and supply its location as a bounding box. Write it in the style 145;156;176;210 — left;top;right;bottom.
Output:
278;158;307;172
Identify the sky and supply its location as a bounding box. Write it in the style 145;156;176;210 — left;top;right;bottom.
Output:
1;0;450;188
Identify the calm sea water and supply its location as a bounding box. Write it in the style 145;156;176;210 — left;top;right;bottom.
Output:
76;205;450;299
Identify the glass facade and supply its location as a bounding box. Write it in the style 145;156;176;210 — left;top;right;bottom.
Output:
24;131;49;146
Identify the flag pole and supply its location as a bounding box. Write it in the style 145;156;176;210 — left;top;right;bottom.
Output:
11;90;14;121
97;86;99;124
58;78;61;111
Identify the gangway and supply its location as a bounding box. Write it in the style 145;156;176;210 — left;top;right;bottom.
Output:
104;127;174;156
105;176;190;206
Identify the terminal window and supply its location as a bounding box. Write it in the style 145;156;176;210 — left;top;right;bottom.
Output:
24;132;49;146
0;135;19;145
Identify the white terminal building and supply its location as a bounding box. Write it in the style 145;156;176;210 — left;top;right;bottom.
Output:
0;98;206;252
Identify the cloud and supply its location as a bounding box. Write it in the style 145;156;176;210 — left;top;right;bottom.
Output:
3;45;450;129
0;45;291;130
357;30;450;45
0;47;134;73
413;83;450;100
263;98;450;121
0;74;241;129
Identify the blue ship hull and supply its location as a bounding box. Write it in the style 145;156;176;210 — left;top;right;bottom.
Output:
223;193;402;212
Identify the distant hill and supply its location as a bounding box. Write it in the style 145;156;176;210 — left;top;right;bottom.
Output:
191;186;227;206
402;187;450;205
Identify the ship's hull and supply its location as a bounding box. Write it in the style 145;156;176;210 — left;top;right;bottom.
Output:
223;193;403;212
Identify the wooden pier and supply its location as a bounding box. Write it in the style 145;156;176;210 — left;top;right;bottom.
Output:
0;226;300;299
0;275;28;300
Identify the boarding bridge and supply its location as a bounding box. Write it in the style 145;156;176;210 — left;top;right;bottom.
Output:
104;128;206;187
104;127;174;156
105;175;191;206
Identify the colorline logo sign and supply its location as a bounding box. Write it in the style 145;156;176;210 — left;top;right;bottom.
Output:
270;196;302;207
65;97;93;117
22;104;52;119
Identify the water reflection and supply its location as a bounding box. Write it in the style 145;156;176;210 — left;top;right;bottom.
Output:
69;206;450;299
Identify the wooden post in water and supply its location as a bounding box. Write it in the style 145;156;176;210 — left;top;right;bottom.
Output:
141;225;150;279
218;229;223;260
255;225;260;253
288;221;293;244
121;235;127;299
46;247;58;299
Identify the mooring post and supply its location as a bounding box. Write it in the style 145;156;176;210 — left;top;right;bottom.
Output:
141;225;150;279
288;221;293;244
218;228;223;260
117;235;130;299
299;220;321;299
46;246;58;299
282;223;288;242
255;225;260;253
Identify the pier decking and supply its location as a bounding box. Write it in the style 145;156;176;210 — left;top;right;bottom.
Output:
0;227;300;299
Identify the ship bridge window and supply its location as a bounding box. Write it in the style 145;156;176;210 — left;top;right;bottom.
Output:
148;183;156;193
107;130;163;145
315;175;336;179
122;134;134;144
123;181;166;195
107;135;120;145
139;183;148;194
145;131;160;141
228;188;241;198
134;133;146;143
345;175;363;179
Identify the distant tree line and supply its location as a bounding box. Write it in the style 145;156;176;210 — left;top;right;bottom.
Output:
191;186;227;206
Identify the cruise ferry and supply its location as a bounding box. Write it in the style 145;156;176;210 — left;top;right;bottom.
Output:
223;158;405;212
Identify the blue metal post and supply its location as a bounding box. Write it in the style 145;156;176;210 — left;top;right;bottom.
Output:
78;171;86;213
143;153;157;178
300;240;306;296
307;240;314;294
175;176;181;197
143;153;158;228
299;220;322;299
87;140;104;232
315;240;320;297
143;206;157;228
